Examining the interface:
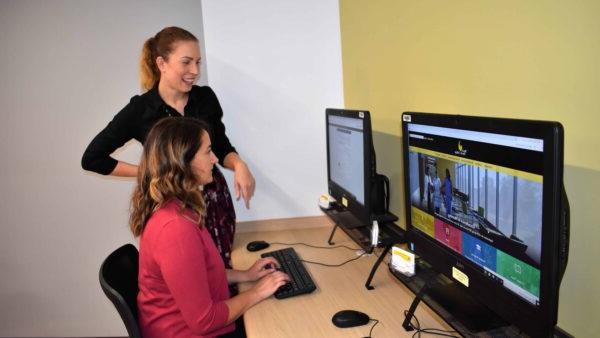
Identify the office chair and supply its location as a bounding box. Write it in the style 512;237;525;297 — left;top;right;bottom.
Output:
99;244;142;338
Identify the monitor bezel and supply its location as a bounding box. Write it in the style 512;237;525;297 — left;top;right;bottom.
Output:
401;111;564;337
326;108;373;224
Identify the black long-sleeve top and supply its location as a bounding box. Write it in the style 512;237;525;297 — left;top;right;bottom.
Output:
81;85;236;175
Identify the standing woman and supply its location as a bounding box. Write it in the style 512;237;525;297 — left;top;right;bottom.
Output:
82;27;254;268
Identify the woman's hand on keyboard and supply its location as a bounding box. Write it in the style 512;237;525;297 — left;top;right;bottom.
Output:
244;257;280;282
252;271;290;300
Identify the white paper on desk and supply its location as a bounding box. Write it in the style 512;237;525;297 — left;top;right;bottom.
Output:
391;246;415;276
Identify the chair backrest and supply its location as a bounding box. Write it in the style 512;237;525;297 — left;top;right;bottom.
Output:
99;244;142;338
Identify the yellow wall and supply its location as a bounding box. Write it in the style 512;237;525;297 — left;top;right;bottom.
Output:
340;1;600;336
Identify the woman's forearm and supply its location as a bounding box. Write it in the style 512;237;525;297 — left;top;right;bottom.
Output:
110;161;139;177
223;289;261;324
223;152;245;171
226;269;250;284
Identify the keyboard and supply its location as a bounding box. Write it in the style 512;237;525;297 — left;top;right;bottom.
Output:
261;247;317;299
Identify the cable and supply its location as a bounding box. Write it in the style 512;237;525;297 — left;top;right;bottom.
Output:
362;318;379;338
412;329;460;338
373;246;393;263
300;252;367;267
403;310;459;338
406;309;421;335
269;241;360;251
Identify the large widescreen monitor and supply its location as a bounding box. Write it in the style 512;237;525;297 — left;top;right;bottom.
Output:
402;112;569;337
326;108;374;227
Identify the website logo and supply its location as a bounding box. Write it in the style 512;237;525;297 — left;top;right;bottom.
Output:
454;141;468;156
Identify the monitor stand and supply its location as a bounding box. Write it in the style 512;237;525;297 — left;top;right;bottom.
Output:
331;210;368;229
392;262;514;336
372;212;399;223
426;281;508;333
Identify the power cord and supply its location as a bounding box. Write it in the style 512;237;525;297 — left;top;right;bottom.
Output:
362;318;379;338
270;241;360;251
404;310;460;338
268;241;367;267
300;252;367;267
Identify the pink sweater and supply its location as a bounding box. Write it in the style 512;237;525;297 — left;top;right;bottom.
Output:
137;200;234;338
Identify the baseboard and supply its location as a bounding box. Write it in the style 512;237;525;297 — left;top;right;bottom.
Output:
554;326;574;338
236;215;333;233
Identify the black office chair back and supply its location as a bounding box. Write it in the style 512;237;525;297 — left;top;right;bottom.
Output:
99;244;142;338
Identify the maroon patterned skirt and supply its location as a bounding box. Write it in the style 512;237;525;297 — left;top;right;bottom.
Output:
202;166;236;269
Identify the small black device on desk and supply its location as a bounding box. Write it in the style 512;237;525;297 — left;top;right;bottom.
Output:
246;240;269;252
261;247;316;299
332;310;370;328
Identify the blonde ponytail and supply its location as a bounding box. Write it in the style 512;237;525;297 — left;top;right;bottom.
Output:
140;37;160;91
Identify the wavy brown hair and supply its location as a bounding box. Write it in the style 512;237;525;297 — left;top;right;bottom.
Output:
130;117;210;237
140;26;198;91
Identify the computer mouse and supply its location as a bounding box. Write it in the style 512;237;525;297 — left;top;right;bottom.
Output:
331;310;370;328
246;240;270;252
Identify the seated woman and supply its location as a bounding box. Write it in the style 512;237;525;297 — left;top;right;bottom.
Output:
130;117;289;338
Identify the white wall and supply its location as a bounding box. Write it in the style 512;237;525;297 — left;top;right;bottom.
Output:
0;1;206;336
201;0;344;221
0;0;343;336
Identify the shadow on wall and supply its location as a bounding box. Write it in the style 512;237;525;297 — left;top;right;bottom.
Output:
372;130;406;229
558;164;600;336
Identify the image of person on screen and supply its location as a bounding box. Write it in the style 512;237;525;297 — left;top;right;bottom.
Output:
432;168;442;214
424;166;433;213
443;168;453;216
81;26;255;269
130;117;289;338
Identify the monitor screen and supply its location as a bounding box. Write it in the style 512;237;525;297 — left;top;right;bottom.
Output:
402;112;566;337
326;108;373;225
328;114;365;204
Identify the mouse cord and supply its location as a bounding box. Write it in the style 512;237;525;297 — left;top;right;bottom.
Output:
363;318;379;338
300;252;367;267
403;310;459;338
269;241;360;251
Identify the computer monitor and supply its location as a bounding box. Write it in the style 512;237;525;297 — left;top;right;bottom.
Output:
326;108;374;227
402;112;569;337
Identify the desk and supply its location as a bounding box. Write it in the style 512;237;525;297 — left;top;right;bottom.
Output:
232;216;454;338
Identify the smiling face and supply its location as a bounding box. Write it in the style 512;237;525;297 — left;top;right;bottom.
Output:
191;131;218;185
156;40;201;93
